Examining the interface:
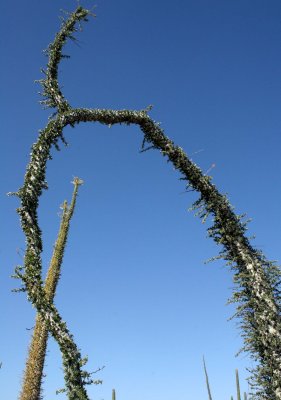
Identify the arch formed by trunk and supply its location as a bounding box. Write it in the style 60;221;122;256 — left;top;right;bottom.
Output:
12;6;281;400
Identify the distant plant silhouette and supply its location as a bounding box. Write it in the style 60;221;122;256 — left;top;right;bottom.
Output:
11;5;281;399
203;356;213;400
203;358;249;400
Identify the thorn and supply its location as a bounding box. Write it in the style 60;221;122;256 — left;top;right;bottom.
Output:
205;163;216;175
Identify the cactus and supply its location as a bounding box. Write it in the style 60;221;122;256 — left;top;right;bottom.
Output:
112;389;116;400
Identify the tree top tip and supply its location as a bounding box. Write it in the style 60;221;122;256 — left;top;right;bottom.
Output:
71;177;84;186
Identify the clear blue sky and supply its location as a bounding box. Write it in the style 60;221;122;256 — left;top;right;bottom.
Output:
1;1;281;399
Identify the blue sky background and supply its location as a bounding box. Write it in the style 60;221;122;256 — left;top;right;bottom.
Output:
1;1;281;399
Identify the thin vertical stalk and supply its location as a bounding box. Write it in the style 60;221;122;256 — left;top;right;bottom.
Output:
236;369;241;400
203;356;213;400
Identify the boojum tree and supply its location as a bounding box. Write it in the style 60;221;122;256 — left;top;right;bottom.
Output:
11;6;281;400
18;178;88;400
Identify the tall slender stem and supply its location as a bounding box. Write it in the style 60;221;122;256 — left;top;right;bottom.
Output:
236;369;241;400
203;356;213;400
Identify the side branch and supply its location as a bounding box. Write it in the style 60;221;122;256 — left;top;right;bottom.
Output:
39;6;92;112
